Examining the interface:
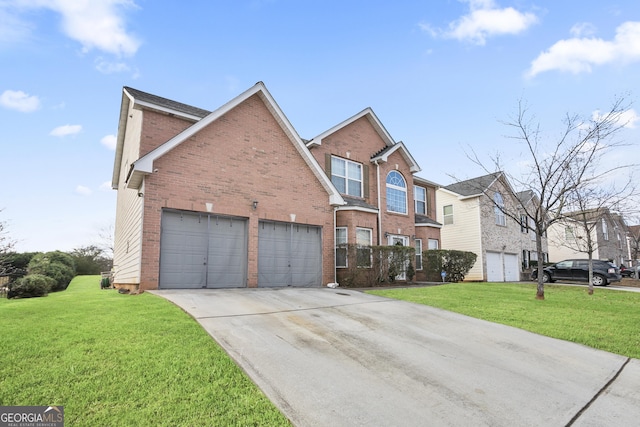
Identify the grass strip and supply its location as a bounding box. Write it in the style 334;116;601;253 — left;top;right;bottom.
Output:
368;283;640;359
0;276;290;426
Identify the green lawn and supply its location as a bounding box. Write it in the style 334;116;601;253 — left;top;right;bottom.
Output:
368;283;640;359
0;276;290;426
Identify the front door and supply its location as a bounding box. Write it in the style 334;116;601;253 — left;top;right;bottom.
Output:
387;235;410;280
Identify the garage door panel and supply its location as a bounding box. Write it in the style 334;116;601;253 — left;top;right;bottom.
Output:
291;225;322;287
207;216;247;288
160;212;207;289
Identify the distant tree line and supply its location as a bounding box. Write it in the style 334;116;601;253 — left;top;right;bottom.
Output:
1;245;112;299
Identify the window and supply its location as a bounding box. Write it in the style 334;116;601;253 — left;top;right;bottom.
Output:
415;239;423;270
565;226;575;240
602;219;609;240
494;192;506;226
428;239;439;250
414;186;426;215
386;171;407;214
443;205;453;225
331;156;362;197
356;228;372;267
335;227;347;268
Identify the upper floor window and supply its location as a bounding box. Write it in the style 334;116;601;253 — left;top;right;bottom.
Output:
494;192;506;226
520;214;527;233
331;156;362;197
443;205;453;225
602;218;609;240
565;226;575;240
386;171;407;214
414;186;427;215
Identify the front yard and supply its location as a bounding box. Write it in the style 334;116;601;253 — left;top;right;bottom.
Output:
368;282;640;359
0;276;290;426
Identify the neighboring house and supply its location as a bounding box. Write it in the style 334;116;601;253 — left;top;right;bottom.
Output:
436;172;548;282
111;82;441;290
548;208;630;266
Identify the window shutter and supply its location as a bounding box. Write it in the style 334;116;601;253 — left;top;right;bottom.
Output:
325;153;332;176
363;164;369;199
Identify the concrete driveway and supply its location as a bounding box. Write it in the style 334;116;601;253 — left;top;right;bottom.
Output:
152;288;639;426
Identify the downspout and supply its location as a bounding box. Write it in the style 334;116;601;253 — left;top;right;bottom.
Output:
333;205;338;284
375;160;382;245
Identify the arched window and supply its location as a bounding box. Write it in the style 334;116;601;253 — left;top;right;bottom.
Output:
386;171;407;214
494;192;506;226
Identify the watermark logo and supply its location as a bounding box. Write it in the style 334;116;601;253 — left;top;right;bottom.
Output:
0;406;64;427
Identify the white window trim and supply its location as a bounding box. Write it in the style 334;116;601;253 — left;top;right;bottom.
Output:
415;238;423;270
386;171;407;214
414;185;426;215
428;238;439;250
494;192;506;226
332;156;363;197
443;205;453;225
356;227;373;268
335;227;348;268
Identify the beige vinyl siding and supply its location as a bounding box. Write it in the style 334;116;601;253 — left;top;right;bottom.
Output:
113;107;144;286
547;221;599;263
436;190;484;280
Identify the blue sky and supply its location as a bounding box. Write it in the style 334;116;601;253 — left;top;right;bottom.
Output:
1;0;639;253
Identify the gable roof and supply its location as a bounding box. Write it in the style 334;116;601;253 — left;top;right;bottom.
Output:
116;82;345;206
306;108;421;173
443;172;503;198
306;108;395;149
124;87;211;119
370;141;421;173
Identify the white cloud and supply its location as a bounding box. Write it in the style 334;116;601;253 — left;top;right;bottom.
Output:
527;21;640;77
95;57;130;74
50;124;82;137
570;22;596;38
75;185;92;196
5;0;141;56
424;0;538;45
100;181;113;191
592;108;640;129
101;134;117;150
0;89;41;112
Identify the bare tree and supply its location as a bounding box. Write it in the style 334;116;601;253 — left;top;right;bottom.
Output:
95;221;115;259
470;96;633;299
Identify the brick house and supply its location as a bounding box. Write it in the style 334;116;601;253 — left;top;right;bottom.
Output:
436;172;548;281
111;82;441;290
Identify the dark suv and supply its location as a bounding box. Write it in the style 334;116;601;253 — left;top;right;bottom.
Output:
531;259;621;286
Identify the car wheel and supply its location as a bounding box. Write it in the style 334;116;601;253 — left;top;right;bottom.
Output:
542;273;551;283
592;274;606;286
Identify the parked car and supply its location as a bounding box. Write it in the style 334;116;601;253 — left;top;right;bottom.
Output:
531;259;621;286
621;265;639;278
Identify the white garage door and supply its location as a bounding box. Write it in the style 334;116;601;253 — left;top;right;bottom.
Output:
159;210;247;289
258;220;322;287
486;252;520;282
504;254;520;282
486;251;504;282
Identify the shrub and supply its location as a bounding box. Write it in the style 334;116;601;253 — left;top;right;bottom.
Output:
8;274;56;298
423;249;477;282
28;251;76;292
337;244;415;287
